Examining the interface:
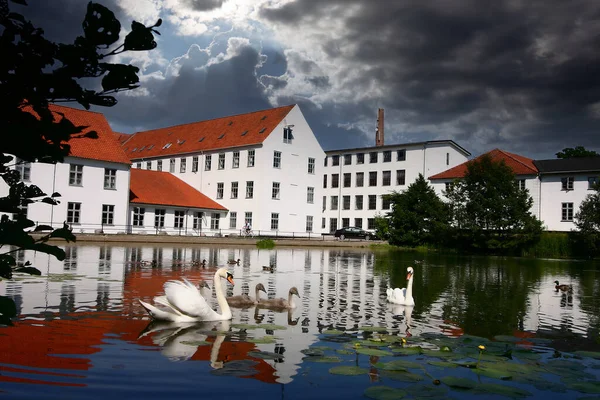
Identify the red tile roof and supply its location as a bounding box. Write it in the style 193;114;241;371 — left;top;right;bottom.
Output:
429;148;538;180
48;104;131;164
130;169;227;210
113;131;131;144
122;105;295;159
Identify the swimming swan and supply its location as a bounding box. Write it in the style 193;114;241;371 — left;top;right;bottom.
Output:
257;287;300;310
139;267;235;322
226;283;267;307
386;266;415;306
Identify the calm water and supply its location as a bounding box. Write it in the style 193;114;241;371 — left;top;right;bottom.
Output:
1;244;599;399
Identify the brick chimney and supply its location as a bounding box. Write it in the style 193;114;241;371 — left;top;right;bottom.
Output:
375;108;384;146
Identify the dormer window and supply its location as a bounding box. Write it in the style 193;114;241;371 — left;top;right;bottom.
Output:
561;176;574;191
283;126;294;144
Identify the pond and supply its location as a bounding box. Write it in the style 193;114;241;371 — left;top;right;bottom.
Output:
1;243;599;399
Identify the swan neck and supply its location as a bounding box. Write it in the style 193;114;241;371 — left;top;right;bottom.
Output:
405;276;414;298
288;291;295;308
214;270;232;319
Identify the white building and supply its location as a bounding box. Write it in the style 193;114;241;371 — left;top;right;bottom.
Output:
121;105;325;237
322;140;471;233
3;105;132;234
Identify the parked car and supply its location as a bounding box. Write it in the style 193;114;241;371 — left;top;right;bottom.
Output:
334;227;377;240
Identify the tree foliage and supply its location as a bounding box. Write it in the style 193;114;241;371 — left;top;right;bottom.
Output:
444;154;543;253
0;0;160;322
381;174;449;247
574;182;600;257
556;146;599;159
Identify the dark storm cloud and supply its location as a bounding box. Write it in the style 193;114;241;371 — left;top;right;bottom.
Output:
183;0;225;12
260;0;600;157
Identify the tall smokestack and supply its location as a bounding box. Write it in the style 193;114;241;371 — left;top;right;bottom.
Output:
375;108;384;146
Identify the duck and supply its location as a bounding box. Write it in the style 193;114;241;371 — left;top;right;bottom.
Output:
257;287;300;310
262;264;275;272
554;280;573;292
227;258;241;265
226;283;267;308
138;267;235;322
191;259;207;267
386;266;415;306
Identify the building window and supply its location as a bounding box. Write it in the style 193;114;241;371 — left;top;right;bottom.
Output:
369;171;377;186
205;155;212;171
357;153;364;164
231;181;239;199
561;176;574;191
154;209;166;228
322;217;326;229
354;218;362;228
343;195;350;210
331;174;339;188
174;210;185;228
271;213;279;230
67;202;81;224
307;187;314;203
382;170;391;186
244;212;253;228
588;176;598;189
169;159;175;173
230;151;239;169
515;179;526;190
180;158;186;173
69;164;83;186
133;207;145;226
211;213;220;229
367;218;375;229
136;162;141;169
217;182;224;199
306;216;313;232
246;181;254;198
101;204;114;225
329;218;337;233
283;126;294;144
157;160;162;171
369;152;378;163
193;212;204;229
343;173;351;188
561;202;574;222
355;195;363;210
382;196;391;210
273;151;282;168
218;153;225;169
272;182;280;199
15;158;31;181
356;172;364;187
331;196;338;210
103;168;116;189
332;155;340;166
248;150;255;167
368;195;377;210
397;149;406;161
445;182;452;192
344;154;352;165
322;196;326;211
323;174;327;188
192;156;199;172
229;212;237;229
397;170;406;185
342;218;350;228
324;156;328;167
446;152;450;166
146;161;152;170
308;157;315;174
383;151;391;162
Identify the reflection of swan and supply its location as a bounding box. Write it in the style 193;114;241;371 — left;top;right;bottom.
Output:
139;267;235;322
138;320;231;366
258;287;300;310
391;304;414;336
227;283;266;308
386;267;415;306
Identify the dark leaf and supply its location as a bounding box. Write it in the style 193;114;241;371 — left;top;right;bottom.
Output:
0;296;17;319
41;197;59;205
83;131;98;139
9;0;28;5
51;192;61;198
50;224;76;243
30;243;66;261
34;225;54;232
100;63;140;91
14;266;42;276
82;2;121;47
124;21;158;51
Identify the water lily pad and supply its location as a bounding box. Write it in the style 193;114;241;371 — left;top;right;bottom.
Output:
358;340;390;348
475;365;513;380
568;381;600;394
301;348;325;357
574;351;600;360
421;349;458;359
374;360;422;370
472;383;532;398
180;340;210;346
404;384;448;398
440;376;477;389
303;355;342;363
248;336;277;344
357;348;393;357
210;360;258;377
232;323;261;330
379;370;424;382
427;360;457;368
364;385;407;400
323;329;345;335
392;346;423;356
256;324;287;331
247;350;282;360
329;366;369;376
360;326;389;332
337;349;355;355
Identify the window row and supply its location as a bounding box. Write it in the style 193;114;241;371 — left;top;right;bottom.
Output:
561;176;598;191
324;170;406;188
67;202;116;224
323;217;377;232
215;181;316;203
325;149;406;167
68;165;118;189
323;194;392;211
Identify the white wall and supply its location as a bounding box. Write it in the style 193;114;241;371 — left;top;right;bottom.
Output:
539;173;596;231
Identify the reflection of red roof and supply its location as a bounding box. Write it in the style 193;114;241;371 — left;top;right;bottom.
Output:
46;104;131;165
429;149;538;180
122;105;295;160
129;169;227;210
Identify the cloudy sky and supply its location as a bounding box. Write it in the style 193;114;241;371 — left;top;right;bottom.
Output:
15;0;600;159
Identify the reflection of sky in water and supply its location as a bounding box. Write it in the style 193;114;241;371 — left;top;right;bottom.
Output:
0;244;598;393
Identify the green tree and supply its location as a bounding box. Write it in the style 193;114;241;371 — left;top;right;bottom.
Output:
573;182;600;257
381;174;449;247
445;154;543;253
556;146;599;158
0;0;161;322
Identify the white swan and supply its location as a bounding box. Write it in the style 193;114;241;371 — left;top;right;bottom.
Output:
257;287;300;310
139;267;235;322
226;283;267;308
386;266;415;306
